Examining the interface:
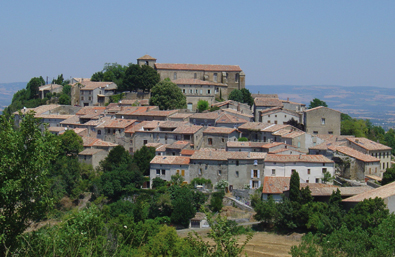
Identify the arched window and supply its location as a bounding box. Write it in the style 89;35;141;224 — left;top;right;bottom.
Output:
235;73;239;82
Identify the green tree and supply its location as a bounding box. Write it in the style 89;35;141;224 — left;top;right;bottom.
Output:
228;89;243;103
254;195;278;225
344;197;389;234
238;137;248;141
308;98;328;109
382;166;395;185
152;177;167;189
209;191;225;212
51;74;64;85
289;171;301;202
132;145;156;176
240;88;254;106
26;77;44;99
0;113;59;253
123;64;160;92
150;78;187;110
58;94;71;105
171;186;196;227
58;130;83;157
62;84;72;96
197;100;209;112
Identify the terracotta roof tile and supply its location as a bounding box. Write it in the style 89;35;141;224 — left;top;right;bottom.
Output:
82;136;100;147
155;63;242;72
226;141;265;148
145;143;163;149
238;122;272;131
78;81;117;91
330;145;380;162
92;140;118;147
347;137;392;151
254;98;283;107
39;84;62;91
261;142;286;149
167;141;190;149
14;104;61;115
104;119;136;129
203;127;237;134
36;114;74;120
262;177;291;194
281;131;305;139
150;155;190;165
216;113;248;124
169;113;193;119
190;112;222;120
138;54;156;60
262;124;290;132
79;148;106;155
173;125;203;134
342;181;395;202
76;106;106;116
181;149;195;156
304;106;341;113
265;154;333;163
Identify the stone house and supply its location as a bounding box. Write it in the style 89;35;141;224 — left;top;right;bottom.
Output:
253;97;283;121
214;112;249;128
137;55;246;97
211;100;252;116
39;84;63;99
103;119;137;144
220;108;254;122
73;81;117;107
149;155;190;187
168;113;193;122
281;99;306;113
346;137;392;173
115;106;158;119
227;141;268;152
264;154;335;184
260;107;301;124
78;148;108;169
189;150;266;190
172;78;228;111
262;176;291;202
189;112;222;126
304;106;341;136
202;127;239;149
329;145;381;181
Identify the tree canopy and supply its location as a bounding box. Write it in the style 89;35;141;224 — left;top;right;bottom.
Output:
123;64;160;92
308;98;328;109
197;100;209;112
228;88;253;106
149;78;186;110
0;113;59;252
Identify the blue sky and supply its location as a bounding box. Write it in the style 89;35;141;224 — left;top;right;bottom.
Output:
1;1;394;87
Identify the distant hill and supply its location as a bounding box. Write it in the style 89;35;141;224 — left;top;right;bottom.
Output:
247;85;395;129
0;82;27;112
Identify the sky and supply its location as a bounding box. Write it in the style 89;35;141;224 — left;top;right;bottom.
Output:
1;1;394;87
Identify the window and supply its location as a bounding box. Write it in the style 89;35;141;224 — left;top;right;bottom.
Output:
213;73;217;82
383;163;385;169
107;129;111;134
181;170;185;176
89;91;92;95
268;120;270;123
322;168;327;173
236;171;239;177
307;169;311;174
313;131;318;134
235;73;239;82
253;170;258;178
172;152;176;156
161;169;165;175
321;118;325;125
207;89;211;94
306;180;309;183
182;89;186;93
177;169;180;174
173;72;177;80
379;152;381;158
328;131;333;135
369;168;371;174
89;97;91;101
145;61;149;65
236;160;239;166
222;138;225;143
285;115;287;118
208;138;213;145
218;170;221;176
199;168;202;176
81;96;84;100
194;73;197;79
272;169;276;175
297;142;301;148
315;178;319;183
143;140;148;145
98;130;101;135
195;89;198;94
274;121;278;124
156;169;160;175
200;89;203;94
252;181;259;188
268;115;270;117
275;115;277;118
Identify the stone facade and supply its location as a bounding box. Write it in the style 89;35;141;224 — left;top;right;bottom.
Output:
304;106;341;136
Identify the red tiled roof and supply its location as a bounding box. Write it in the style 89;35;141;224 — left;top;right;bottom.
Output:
82;136;100;147
216;113;248;124
261;142;285;148
181;149;195;156
155;63;242;72
78;81;117;91
173;125;203;134
150;155;190;165
138;54;156;60
281;131;305;139
203;127;237;134
329;146;380;162
343;181;395;202
347;137;392;151
79;148;105;155
265;154;333;163
167;141;190;149
226;141;265;148
254;98;283;107
262;177;291;194
104;119;136;129
304;106;342;113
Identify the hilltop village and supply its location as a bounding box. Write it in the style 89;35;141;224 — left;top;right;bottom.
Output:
13;54;395;211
